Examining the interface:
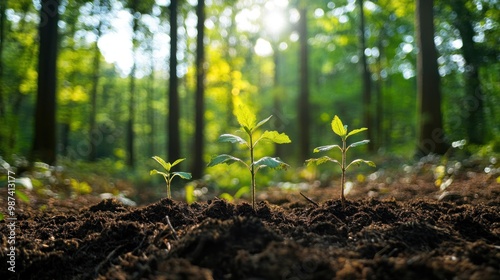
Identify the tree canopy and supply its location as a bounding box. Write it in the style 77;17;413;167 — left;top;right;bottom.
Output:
0;0;498;181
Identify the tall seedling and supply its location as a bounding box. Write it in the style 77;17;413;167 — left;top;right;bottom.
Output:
306;115;375;208
208;104;291;209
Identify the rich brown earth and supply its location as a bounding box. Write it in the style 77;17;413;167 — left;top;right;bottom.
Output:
1;170;499;279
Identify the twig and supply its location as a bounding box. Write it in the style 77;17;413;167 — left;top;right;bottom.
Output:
165;215;179;240
94;244;125;277
299;192;319;207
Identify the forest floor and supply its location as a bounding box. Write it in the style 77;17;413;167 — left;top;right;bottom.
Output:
1;160;499;279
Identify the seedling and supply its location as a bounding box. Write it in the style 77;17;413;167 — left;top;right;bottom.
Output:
208;104;291;209
150;156;192;199
306;115;375;208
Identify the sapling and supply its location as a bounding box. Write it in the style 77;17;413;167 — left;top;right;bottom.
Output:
207;104;291;209
150;156;192;199
306;115;375;208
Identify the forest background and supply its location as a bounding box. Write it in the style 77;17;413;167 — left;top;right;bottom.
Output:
0;0;498;202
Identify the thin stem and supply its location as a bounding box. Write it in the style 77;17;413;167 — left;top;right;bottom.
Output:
341;137;347;209
166;175;172;199
249;131;256;210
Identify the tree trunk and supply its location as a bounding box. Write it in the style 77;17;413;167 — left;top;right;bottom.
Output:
126;15;139;168
450;1;486;144
147;45;155;158
0;0;6;118
0;0;7;153
89;22;103;161
168;0;180;162
192;0;205;179
415;0;448;156
32;0;60;164
357;0;374;151
298;7;310;162
375;34;385;149
272;45;284;158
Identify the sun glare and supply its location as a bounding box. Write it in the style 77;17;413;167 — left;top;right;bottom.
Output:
263;0;288;38
263;8;287;38
254;38;273;57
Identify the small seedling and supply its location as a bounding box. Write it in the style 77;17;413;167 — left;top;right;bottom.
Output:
150;156;192;199
219;186;250;203
208;104;291;209
306;115;375;208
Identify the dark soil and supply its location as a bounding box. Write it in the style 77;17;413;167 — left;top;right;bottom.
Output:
1;172;499;279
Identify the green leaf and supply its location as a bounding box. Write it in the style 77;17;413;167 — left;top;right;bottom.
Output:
346;127;368;138
346;159;376;169
234;186;250;199
259;130;291;144
150;169;168;177
219;193;234;202
152;156;171;171
254;157;289;170
331;115;347;137
243;126;252;135
235;104;256;131
313;145;342;153
16;191;30;203
171;158;186;168
207;154;245;167
172;172;192;180
254;115;273;131
218;134;247;145
306;156;340;166
185;184;195;205
348;140;370;149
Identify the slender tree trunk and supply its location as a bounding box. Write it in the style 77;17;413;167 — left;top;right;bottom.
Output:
192;0;205;179
0;0;6;118
375;35;384;149
450;1;486;144
415;0;448;156
384;78;393;147
126;16;139;168
0;0;7;153
61;99;73;157
32;0;60;164
89;23;103;161
298;7;310;162
168;0;180;162
148;46;155;157
357;0;374;151
272;44;284;158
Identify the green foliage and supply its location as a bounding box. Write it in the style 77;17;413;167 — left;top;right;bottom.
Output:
1;0;499;196
208;104;291;209
307;115;375;207
185;183;196;205
219;186;250;203
150;156;192;199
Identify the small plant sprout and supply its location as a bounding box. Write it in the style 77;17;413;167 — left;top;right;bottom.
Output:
208;104;291;209
306;115;375;208
150;156;192;199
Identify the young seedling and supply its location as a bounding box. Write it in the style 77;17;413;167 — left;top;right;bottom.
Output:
150;156;192;199
208;104;291;209
306;115;375;208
